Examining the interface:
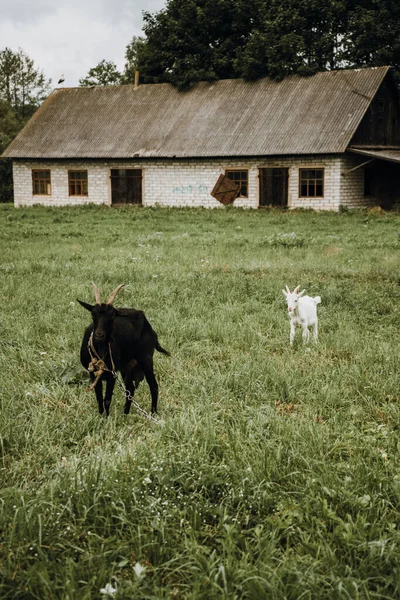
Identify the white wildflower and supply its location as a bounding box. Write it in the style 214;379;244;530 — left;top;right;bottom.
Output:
100;583;117;597
133;562;146;580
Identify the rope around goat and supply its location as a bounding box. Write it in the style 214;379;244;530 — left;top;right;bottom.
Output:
85;333;162;425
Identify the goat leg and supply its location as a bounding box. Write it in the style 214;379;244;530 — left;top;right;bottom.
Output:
121;360;140;415
140;357;159;414
290;321;296;345
89;373;104;414
103;374;116;417
302;326;310;344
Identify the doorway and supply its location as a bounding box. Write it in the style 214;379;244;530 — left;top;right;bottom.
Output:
110;169;142;205
259;168;289;207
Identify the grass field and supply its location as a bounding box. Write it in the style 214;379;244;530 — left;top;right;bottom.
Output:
0;203;399;599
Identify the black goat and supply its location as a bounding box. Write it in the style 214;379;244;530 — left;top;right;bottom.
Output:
78;283;169;416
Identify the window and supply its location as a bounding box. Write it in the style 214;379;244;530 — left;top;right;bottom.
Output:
32;170;51;195
299;169;324;198
225;170;248;197
69;170;88;196
376;99;385;120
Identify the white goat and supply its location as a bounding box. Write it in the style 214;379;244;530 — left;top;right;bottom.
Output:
282;285;321;345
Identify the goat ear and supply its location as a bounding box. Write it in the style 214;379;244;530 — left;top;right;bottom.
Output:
298;289;306;297
77;299;94;311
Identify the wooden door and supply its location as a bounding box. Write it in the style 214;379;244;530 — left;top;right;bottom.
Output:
259;168;288;207
111;169;142;205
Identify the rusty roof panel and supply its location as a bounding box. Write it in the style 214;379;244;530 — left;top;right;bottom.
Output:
2;67;390;159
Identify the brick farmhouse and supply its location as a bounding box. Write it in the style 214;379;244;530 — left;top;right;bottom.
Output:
2;66;400;210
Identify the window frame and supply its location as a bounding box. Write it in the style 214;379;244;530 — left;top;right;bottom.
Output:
32;169;51;196
376;98;385;121
68;170;88;197
225;169;249;198
299;168;324;198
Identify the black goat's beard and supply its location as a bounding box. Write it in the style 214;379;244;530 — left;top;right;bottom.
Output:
92;336;109;360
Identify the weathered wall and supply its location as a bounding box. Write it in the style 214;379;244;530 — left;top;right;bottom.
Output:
268;156;342;210
338;154;400;209
339;155;376;208
13;161;109;207
12;155;378;210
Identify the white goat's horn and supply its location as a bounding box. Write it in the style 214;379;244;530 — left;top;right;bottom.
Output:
91;282;101;305
106;284;125;305
293;285;300;294
285;285;290;293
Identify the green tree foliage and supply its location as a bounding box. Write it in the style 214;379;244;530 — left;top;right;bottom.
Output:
343;0;400;75
137;0;260;89
0;48;51;202
123;36;146;84
235;0;350;80
0;100;22;202
0;100;20;150
0;47;51;118
132;0;400;88
79;59;122;86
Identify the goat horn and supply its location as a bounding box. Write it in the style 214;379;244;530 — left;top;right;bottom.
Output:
285;285;290;293
293;286;300;294
106;284;125;305
91;282;102;305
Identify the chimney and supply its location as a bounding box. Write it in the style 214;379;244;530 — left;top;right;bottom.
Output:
134;70;140;90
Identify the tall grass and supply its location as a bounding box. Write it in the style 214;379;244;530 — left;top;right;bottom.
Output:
0;204;399;599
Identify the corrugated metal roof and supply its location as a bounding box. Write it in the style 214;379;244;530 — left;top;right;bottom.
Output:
2;66;390;159
348;147;400;164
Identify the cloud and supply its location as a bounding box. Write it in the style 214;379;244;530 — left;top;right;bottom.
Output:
0;0;166;87
2;0;57;24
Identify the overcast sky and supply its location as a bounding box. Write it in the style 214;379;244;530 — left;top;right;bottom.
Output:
1;0;166;88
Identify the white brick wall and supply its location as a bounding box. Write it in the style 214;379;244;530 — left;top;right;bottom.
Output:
339;155;377;208
12;155;377;210
13;161;109;207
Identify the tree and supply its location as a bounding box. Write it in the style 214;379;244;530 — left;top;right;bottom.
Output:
0;47;51;119
137;0;260;89
343;0;400;75
79;60;122;86
235;0;350;80
0;48;51;201
123;36;146;84
133;0;400;88
0;99;23;202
